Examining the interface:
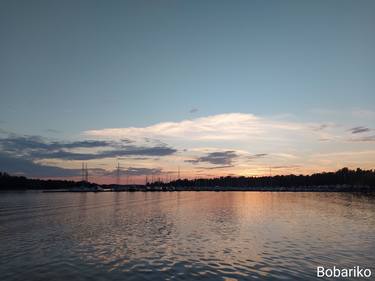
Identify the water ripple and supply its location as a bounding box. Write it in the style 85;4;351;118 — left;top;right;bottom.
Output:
1;192;374;280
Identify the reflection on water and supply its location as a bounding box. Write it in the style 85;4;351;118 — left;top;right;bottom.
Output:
0;192;374;280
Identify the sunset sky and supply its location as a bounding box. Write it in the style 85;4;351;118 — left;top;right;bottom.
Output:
1;0;374;183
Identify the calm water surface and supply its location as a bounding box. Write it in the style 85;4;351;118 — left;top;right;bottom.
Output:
0;192;374;281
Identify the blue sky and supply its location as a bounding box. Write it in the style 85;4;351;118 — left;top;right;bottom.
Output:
0;0;374;182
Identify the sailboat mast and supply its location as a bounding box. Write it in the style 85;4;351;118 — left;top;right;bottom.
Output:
85;163;88;182
82;162;84;182
116;162;120;185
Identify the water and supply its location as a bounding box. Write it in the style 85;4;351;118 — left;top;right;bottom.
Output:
0;192;374;281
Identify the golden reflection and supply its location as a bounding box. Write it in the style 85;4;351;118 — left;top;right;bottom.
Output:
59;192;375;278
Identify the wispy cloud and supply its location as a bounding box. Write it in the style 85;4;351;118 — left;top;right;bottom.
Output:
271;165;301;169
29;147;176;160
0;135;177;161
185;151;238;166
108;167;163;176
45;129;61;134
349;126;371;134
247;153;268;160
350;135;375;142
0;152;81;177
2;111;375;181
197;165;234;170
310;123;336;131
0;135;112;151
84;113;309;142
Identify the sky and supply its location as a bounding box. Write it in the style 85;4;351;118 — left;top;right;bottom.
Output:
0;0;374;183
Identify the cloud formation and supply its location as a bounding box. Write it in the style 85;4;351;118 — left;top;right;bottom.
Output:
115;167;162;176
29;147;176;160
248;153;268;160
2;111;375;181
349;126;371;134
0;152;80;177
198;165;234;170
0;135;176;161
85;113;306;141
351;135;375;142
185;151;238;165
0;136;112;151
45;129;61;134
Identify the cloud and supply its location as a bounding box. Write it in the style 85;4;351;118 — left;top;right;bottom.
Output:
271;165;301;169
308;150;375;170
310;123;337;132
349;126;371;134
197;165;234;170
350;135;375;142
117;167;162;176
0;135;112;151
185;151;238;165
45;129;61;134
0;135;177;161
0;134;177;179
84;113;307;141
3;111;374;180
0;152;80;177
100;167;163;178
247;153;267;160
29;146;176;160
312;124;328;131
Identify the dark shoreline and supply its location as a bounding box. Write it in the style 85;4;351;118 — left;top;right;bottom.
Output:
39;184;375;193
0;188;373;193
1;168;374;193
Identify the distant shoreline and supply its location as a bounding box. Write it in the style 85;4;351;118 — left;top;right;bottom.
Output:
1;168;374;193
40;188;374;193
1;185;374;193
40;184;375;193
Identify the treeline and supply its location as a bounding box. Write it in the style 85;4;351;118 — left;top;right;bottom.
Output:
150;168;375;189
0;172;91;190
1;168;375;191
